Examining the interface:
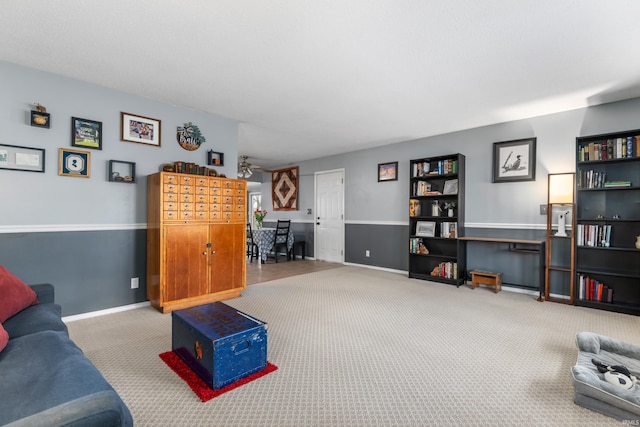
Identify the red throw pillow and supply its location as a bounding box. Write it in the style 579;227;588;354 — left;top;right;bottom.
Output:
0;324;8;352
0;265;38;323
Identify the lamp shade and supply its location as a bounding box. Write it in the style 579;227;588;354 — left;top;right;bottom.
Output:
548;173;574;204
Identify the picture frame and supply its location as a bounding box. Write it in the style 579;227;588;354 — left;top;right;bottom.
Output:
121;112;161;146
415;221;436;237
272;166;298;211
443;179;458;195
30;110;50;128
0;144;45;173
72;117;102;150
378;161;398;182
59;148;90;178
492;137;536;183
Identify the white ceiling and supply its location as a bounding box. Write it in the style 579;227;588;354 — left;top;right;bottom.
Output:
3;1;640;169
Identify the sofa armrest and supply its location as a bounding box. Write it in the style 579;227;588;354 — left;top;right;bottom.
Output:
29;284;55;304
577;331;640;360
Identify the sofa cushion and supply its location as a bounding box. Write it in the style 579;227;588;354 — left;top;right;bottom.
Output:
2;303;67;339
0;330;133;426
0;324;7;352
0;265;38;323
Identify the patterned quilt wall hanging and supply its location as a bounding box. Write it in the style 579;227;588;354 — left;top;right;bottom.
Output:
271;166;298;211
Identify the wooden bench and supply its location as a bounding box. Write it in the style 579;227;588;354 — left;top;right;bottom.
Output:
470;270;502;293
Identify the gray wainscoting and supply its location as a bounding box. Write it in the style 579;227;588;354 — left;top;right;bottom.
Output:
0;229;147;316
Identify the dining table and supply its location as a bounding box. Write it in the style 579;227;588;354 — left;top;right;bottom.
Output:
251;227;295;263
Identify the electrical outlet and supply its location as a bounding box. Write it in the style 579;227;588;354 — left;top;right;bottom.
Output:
540;204;548;215
365;250;370;257
130;277;139;289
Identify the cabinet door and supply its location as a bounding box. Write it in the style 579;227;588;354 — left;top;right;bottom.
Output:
163;224;209;302
209;223;246;293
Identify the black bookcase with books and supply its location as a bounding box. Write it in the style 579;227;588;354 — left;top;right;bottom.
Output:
575;129;640;315
409;153;465;285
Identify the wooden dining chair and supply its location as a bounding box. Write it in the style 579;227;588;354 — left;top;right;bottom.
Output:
246;223;259;262
270;219;291;262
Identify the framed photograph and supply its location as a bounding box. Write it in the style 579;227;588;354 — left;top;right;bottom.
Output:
492;137;536;183
72;117;102;150
59;148;90;178
378;161;398;182
443;179;458;195
0;144;45;173
121;112;161;146
415;221;436;237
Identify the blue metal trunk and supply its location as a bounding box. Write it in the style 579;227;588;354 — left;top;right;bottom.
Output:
172;302;268;389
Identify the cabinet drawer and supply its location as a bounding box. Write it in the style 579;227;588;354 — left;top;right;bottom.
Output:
194;194;207;203
180;193;194;202
180;211;193;221
222;195;233;204
210;195;221;203
209;179;221;188
223;204;233;212
180;176;195;185
195;177;209;186
163;201;178;210
210;203;221;212
210;187;221;196
164;192;178;202
163;174;179;185
195;203;207;211
235;181;246;190
180;202;193;211
222;188;234;196
195;186;208;195
163;210;178;220
236;196;245;205
164;183;178;193
222;180;234;189
180;184;194;194
210;211;221;220
194;211;208;220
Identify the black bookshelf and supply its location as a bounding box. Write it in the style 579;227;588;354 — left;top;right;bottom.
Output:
575;130;640;315
408;154;465;285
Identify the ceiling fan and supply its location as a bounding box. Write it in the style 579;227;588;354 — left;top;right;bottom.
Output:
237;155;272;178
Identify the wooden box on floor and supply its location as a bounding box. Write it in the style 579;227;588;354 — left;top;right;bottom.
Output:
172;302;268;389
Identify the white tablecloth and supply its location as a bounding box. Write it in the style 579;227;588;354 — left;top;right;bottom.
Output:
252;227;294;262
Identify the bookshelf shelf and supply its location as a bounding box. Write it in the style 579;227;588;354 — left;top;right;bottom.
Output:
575;129;640;315
408;153;465;285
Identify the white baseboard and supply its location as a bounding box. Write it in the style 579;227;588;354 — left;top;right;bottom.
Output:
63;301;151;323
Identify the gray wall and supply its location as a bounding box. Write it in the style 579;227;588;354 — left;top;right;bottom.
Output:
4;58;640;314
260;98;640;290
0;60;238;315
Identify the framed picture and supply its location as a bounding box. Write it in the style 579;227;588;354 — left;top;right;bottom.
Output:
72;117;102;150
0;144;45;173
415;221;436;237
272;166;298;211
443;179;458;195
121;112;161;146
492;137;536;183
59;148;90;178
30;110;50;128
378;161;398;182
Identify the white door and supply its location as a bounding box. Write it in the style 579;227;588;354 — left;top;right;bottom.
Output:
315;169;344;263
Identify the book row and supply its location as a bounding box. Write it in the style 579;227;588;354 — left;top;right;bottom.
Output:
411;159;458;177
578;136;640;162
576;224;611;247
432;262;458;280
577;274;613;303
577;170;632;189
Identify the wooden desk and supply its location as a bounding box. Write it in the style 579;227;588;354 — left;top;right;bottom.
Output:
458;236;545;299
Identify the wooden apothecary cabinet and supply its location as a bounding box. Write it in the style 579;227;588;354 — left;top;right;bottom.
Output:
147;172;246;313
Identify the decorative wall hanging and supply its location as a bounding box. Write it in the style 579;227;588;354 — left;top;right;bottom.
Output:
0;144;45;173
378;161;398;182
30;103;50;128
121;112;161;146
272;166;298;211
71;117;102;150
108;160;136;183
207;150;224;166
177;122;206;151
492;137;537;183
59;148;90;178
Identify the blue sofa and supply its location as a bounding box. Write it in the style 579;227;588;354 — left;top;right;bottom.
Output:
0;284;133;426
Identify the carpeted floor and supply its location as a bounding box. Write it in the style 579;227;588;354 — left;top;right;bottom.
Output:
66;266;640;426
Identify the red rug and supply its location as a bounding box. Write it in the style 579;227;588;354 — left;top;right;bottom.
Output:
159;351;278;402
